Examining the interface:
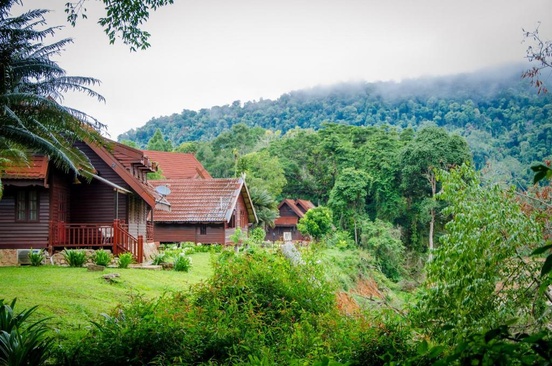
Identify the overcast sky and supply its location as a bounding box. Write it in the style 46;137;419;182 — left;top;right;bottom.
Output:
17;0;552;139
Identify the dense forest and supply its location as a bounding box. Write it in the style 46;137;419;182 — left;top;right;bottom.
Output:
119;63;552;184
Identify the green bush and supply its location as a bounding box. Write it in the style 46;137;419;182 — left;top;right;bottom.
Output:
0;299;53;366
28;249;45;266
360;219;405;281
93;249;112;266
117;252;134;269
173;255;191;272
62;249;88;267
60;250;358;365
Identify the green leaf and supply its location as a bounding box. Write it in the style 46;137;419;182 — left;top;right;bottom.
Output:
530;164;552;184
540;254;552;277
531;244;552;256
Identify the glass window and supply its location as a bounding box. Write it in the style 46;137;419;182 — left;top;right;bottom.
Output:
15;190;39;222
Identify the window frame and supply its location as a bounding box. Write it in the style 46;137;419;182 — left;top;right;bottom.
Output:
15;189;40;222
199;224;207;235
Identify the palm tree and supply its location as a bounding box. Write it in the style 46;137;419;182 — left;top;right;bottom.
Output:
248;186;279;229
0;0;106;195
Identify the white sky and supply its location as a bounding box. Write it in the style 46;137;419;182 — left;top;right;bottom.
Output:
17;0;552;139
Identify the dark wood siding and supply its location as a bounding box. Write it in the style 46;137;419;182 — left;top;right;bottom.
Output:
50;169;71;223
280;203;297;217
0;187;49;249
155;223;225;244
70;142;129;222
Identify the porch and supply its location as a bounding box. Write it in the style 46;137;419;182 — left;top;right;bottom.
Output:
48;219;154;263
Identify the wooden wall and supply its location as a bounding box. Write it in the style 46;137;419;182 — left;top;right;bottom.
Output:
155;223;225;244
0;187;50;249
71;142;128;223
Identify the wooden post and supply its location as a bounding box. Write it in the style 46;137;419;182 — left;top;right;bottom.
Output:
113;219;120;256
137;235;144;264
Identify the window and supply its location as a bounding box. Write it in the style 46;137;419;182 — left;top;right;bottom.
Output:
16;190;39;222
199;225;207;235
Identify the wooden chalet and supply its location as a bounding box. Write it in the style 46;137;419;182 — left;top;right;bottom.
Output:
0;140;170;264
265;199;315;242
150;178;257;245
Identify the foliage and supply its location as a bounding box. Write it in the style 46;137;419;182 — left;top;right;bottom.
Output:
411;165;547;345
248;186;279;229
119;68;551;185
65;0;174;51
360;219;405;281
146;128;173;151
522;23;552;94
0;1;106;189
229;227;245;246
59;249;359;365
117;252;134;269
93;249;112;266
28;249;45;267
62;249;88;267
0;299;53;366
173;254;191;272
297;206;334;241
323;230;354;250
238;149;287;197
248;226;266;245
328;167;371;243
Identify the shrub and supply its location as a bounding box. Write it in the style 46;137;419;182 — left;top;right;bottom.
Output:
0;299;53;366
248;227;266;245
93;249;112;266
117;252;134;269
62;249;88;267
28;248;45;266
150;252;167;265
360;219;405;281
173;255;191;272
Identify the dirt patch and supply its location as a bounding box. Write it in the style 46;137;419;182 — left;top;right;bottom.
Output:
336;277;384;315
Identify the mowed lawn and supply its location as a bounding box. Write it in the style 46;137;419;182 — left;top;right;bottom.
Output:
0;252;214;338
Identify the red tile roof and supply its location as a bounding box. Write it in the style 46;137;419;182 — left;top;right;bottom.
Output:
151;178;255;223
1;155;49;180
142;151;211;180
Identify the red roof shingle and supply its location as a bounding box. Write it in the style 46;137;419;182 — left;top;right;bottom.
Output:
143;151;211;180
151;178;255;223
1;155;49;180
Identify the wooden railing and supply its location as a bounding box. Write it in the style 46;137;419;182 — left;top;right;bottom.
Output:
49;220;144;263
49;221;114;248
146;221;154;242
113;219;144;263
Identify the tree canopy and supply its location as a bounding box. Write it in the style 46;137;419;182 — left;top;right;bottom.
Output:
0;1;106;194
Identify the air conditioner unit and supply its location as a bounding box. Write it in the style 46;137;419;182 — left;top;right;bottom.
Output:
17;249;42;265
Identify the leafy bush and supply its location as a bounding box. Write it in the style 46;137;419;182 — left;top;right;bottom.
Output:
248;227;266;245
93;249;112;266
173;255;191;272
297;206;333;241
325;230;354;250
117;252;134;269
62;249;88;267
61;250;361;365
28;249;45;266
360;219;405;281
150;252;167;265
0;299;53;366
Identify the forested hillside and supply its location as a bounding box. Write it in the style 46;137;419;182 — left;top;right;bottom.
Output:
119;63;552;182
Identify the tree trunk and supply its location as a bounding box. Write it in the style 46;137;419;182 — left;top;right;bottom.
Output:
428;171;437;261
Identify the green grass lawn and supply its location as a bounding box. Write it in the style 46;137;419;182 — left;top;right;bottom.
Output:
0;252;214;338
